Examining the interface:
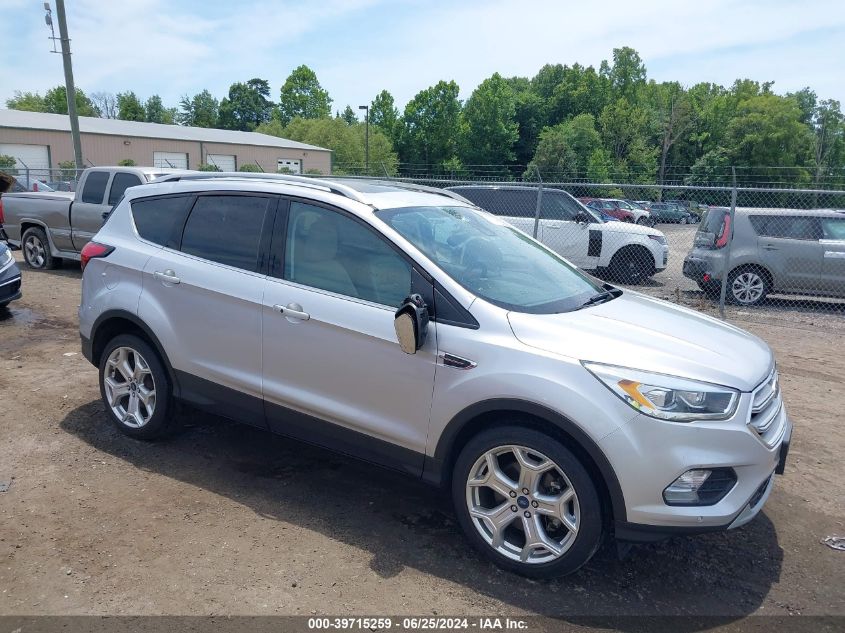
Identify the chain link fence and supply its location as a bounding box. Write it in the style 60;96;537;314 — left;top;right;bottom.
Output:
0;166;86;192
330;174;845;333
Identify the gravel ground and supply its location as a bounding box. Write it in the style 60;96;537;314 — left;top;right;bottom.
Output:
0;250;843;626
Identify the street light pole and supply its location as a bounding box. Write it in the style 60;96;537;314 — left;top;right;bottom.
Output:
358;105;369;175
50;1;84;170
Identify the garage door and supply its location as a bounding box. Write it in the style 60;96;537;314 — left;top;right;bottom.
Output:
153;151;188;169
0;143;50;171
207;154;236;172
277;159;301;174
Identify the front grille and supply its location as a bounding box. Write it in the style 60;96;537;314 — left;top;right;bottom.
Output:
749;368;784;447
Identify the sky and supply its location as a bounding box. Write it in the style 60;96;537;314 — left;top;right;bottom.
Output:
1;0;844;117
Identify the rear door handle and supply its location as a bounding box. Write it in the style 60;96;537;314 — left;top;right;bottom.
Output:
153;270;181;284
544;223;562;229
825;251;845;259
761;245;779;251
273;303;310;321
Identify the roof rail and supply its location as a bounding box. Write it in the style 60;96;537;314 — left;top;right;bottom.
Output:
152;171;368;204
329;177;474;205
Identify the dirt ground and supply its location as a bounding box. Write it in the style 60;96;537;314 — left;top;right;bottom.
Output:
0;251;843;626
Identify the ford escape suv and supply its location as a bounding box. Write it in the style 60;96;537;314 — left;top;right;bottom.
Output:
79;175;792;578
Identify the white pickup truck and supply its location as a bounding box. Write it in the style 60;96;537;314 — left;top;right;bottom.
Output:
0;166;180;269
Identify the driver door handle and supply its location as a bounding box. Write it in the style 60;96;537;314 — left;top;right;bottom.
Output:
153;269;181;284
274;303;310;321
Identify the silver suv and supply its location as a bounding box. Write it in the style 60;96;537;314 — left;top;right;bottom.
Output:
684;207;845;305
79;175;792;577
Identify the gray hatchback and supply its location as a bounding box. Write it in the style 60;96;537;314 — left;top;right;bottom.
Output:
684;207;845;305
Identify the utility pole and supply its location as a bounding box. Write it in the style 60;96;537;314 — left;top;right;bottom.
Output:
358;104;369;175
48;1;84;169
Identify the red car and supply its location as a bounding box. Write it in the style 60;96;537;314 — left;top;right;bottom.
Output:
578;197;635;223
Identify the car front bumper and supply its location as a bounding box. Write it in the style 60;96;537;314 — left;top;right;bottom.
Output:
0;258;22;306
600;395;792;541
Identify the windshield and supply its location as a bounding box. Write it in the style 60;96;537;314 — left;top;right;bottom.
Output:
377;205;604;313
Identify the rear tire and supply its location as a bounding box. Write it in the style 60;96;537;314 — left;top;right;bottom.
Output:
21;227;60;270
727;267;770;306
98;334;175;440
608;246;654;285
452;425;603;578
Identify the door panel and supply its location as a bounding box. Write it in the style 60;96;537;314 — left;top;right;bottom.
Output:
755;216;822;292
71;170;111;250
262;200;437;466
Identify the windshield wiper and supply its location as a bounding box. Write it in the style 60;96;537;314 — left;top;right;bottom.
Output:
578;286;623;309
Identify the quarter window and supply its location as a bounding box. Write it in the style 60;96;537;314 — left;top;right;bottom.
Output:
131;194;193;248
284;202;411;307
750;216;821;240
108;173;143;205
181;195;270;272
81;171;109;204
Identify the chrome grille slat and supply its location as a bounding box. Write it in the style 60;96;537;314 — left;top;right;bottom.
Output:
748;368;784;448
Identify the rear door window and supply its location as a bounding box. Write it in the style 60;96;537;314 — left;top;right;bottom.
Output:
131;194;194;249
821;218;845;240
108;173;143;205
751;215;821;240
180;195;271;272
81;171;110;204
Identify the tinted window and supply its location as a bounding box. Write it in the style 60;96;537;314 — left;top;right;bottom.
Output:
541;192;581;221
821;218;845;240
81;171;109;204
181;195;269;272
108;173;143;205
750;215;821;240
454;188;536;218
285;202;411;306
131;195;193;249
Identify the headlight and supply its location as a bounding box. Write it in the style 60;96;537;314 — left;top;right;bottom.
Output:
0;249;12;268
583;362;739;422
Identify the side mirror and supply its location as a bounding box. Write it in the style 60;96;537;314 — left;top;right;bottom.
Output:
575;211;592;225
394;294;429;355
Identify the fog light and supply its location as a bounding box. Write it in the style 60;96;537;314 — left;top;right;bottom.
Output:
663;468;737;506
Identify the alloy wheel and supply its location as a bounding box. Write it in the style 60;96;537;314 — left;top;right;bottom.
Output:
466;445;580;564
732;271;765;304
103;346;156;427
24;234;46;268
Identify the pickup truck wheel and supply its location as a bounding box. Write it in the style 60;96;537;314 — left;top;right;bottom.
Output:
21;227;59;270
608;246;653;285
452;425;603;578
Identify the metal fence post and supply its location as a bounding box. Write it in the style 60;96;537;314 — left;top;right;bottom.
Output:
718;168;738;319
532;169;543;239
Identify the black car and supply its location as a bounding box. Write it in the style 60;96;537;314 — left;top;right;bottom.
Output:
0;242;22;308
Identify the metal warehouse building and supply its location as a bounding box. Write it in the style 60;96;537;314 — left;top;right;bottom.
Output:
0;109;332;174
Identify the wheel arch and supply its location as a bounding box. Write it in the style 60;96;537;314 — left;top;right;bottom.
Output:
425;399;627;524
20;220;61;257
89;310;180;396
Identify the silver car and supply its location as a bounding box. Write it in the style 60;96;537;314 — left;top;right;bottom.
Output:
684;207;845;305
78;175;792;577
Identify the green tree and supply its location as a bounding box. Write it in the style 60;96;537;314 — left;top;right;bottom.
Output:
5;91;45;111
218;78;273;131
277;65;332;126
91;92;117;118
370;90;399;143
397;80;462;169
459;73;518;168
644;81;696;183
116;91;145;121
603;46;647;101
258;117;398;175
0;155;16;169
144;95;174;124
340;105;358;125
511;88;546;167
238;163;263;172
810;99;845;186
44;86;99;116
528;113;603;178
178;90;219;127
547;64;611;124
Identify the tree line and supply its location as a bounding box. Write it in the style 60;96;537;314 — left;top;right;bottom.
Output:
6;48;844;187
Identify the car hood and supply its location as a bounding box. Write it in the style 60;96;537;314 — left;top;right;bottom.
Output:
596;221;661;237
507;292;772;392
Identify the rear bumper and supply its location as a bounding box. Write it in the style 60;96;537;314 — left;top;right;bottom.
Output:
683;256;719;283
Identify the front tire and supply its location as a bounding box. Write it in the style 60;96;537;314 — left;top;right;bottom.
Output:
608;246;654;285
21;227;60;270
98;334;175;439
452;426;603;578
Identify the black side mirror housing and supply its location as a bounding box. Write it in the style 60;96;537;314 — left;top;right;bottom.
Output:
575;211;592;224
394;294;429;355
